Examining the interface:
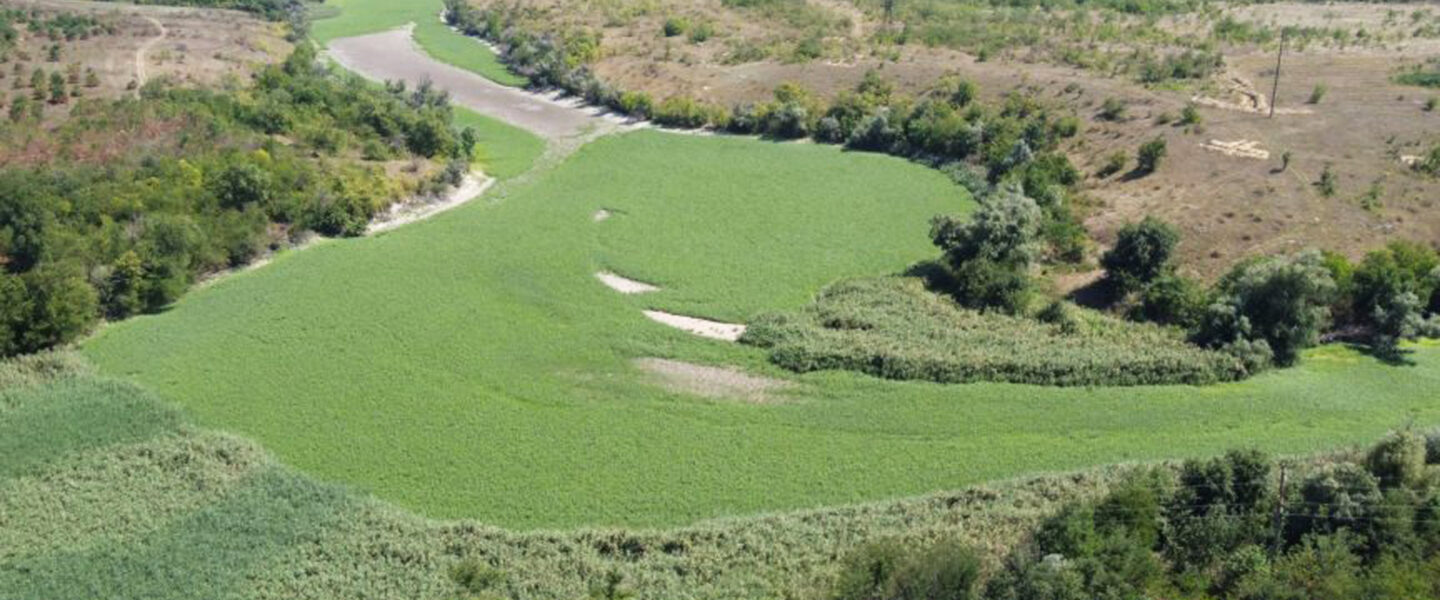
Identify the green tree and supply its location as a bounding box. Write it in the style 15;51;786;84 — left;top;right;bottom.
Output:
1216;251;1336;367
0;272;30;356
104;250;146;318
19;266;98;353
1101;216;1179;293
48;70;66;104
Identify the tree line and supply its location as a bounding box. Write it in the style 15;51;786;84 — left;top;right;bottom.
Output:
829;429;1440;600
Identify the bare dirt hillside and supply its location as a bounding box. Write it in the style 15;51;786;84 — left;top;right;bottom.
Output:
2;0;288;123
474;0;1440;276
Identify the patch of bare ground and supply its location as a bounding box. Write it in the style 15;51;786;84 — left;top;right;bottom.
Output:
643;310;746;341
635;357;792;403
1201;139;1270;160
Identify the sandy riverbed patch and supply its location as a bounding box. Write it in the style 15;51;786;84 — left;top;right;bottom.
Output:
635;358;791;403
368;172;492;234
596;272;659;294
643;311;746;341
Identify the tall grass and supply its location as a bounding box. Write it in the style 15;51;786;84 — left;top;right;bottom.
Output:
745;277;1246;386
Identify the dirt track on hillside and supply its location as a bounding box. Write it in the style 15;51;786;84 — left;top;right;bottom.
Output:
327;27;609;140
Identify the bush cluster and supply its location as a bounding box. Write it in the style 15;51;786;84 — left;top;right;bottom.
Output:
743;277;1249;387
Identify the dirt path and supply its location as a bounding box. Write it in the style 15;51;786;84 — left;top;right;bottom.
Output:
327;26;614;140
134;16;166;90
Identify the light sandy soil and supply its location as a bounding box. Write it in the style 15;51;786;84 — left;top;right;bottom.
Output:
635;357;792;403
1201;139;1271;160
595;271;660;294
367;171;493;234
326;26;614;140
643;310;747;341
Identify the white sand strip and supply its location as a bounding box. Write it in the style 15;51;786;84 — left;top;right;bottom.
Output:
368;172;492;234
596;272;659;294
643;310;746;341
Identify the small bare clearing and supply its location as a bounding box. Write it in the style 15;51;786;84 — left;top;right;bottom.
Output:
1201;139;1270;160
635;357;792;403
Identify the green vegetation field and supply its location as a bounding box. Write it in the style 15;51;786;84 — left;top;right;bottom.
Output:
0;353;1121;599
312;0;526;87
83;130;1440;530
456;107;545;180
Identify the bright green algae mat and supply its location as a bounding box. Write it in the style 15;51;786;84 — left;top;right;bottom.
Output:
85;131;1440;529
312;0;527;87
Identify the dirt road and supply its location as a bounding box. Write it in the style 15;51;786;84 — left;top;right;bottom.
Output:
327;27;609;140
134;16;166;88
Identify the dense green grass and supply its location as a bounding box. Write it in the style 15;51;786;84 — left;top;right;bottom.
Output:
84;130;1440;530
455;107;545;180
0;354;1122;599
311;0;526;87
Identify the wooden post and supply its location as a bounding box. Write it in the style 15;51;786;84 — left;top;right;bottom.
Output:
1269;30;1286;119
1270;464;1288;554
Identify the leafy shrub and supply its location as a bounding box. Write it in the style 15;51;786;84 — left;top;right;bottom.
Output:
1179;103;1201;126
1308;83;1328;104
1204;251;1336;367
1136;137;1167;174
1134;274;1207;328
661;16;688;37
1101;217;1179;293
832;538;981;600
744;277;1249;386
1098;97;1128;121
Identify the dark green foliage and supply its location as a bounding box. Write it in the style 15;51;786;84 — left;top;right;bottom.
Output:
1101;217;1179;293
974;436;1440;600
0;47;469;356
1134;274;1207;328
744;277;1248;386
1200;251;1336;367
831;538;980;600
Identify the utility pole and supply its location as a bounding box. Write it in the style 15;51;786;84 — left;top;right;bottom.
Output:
1269;29;1286;119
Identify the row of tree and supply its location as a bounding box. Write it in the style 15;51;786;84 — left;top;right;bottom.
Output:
0;46;478;356
830;430;1440;600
